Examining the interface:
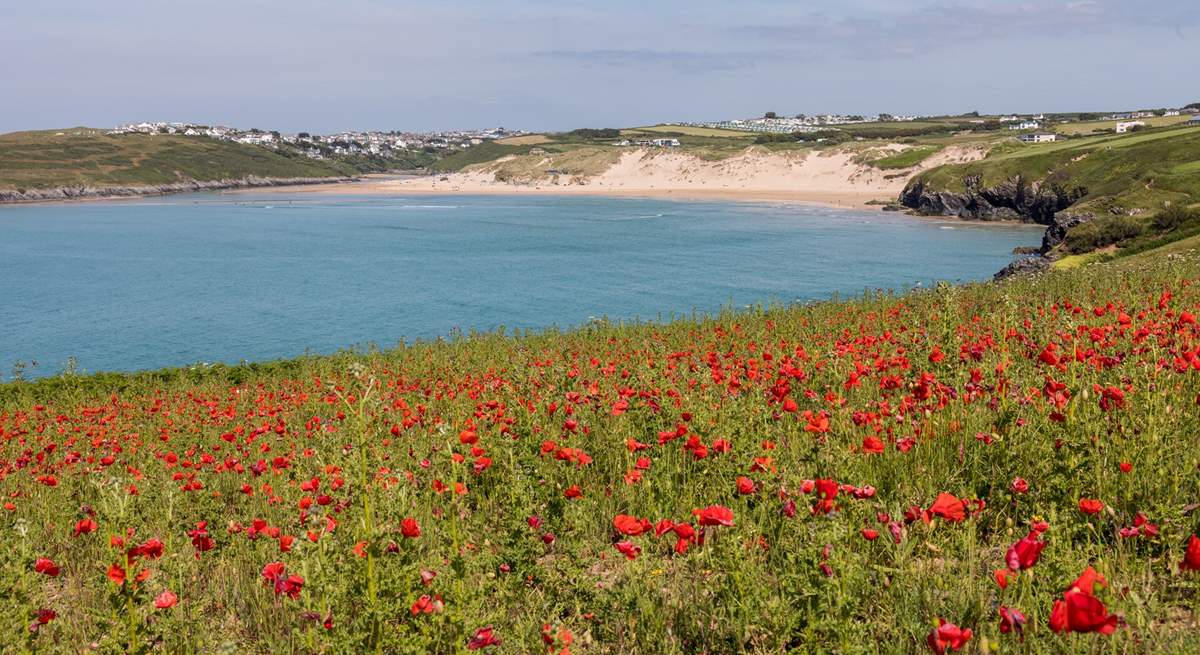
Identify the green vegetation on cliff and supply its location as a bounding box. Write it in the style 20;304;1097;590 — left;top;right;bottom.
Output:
0;129;430;192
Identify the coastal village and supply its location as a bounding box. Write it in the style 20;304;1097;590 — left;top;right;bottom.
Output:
107;106;1200;165
108;122;522;161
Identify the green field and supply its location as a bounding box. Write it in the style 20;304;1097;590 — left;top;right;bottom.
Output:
623;125;756;138
0;129;362;191
1054;115;1192;135
913;126;1200;213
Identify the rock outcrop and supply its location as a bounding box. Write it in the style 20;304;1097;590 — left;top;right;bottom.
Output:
0;176;354;204
898;175;1085;225
994;256;1052;280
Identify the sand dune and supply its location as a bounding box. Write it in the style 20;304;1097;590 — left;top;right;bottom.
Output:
272;144;985;210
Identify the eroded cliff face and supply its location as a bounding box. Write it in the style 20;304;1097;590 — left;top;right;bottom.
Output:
899;174;1096;279
898;174;1085;224
0;176;353;203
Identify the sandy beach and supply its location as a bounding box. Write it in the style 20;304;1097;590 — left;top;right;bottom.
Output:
240;145;985;210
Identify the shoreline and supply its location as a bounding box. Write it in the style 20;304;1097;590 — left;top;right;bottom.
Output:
235;175;899;212
0;176;355;207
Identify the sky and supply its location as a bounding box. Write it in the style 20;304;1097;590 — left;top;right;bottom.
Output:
1;0;1196;133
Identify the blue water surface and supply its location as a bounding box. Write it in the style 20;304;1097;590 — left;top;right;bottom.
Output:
0;193;1042;377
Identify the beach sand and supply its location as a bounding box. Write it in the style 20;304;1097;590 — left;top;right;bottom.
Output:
239;145;985;210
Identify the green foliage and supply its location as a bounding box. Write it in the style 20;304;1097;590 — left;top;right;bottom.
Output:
1151;203;1200;231
1064;215;1146;253
0;129;359;190
871;146;943;170
563;128;621;140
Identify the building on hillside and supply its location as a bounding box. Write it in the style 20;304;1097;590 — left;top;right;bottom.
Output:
1008;121;1040;130
1018;133;1058;143
651;138;680;147
1115;121;1145;133
1189;115;1200;125
1163;110;1180;117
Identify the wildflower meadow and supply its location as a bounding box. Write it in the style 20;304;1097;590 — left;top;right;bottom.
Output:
4;248;1200;653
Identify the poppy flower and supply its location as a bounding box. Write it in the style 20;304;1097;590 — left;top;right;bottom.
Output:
1078;498;1104;515
154;590;178;609
467;626;501;650
34;558;60;577
614;541;641;560
998;606;1026;637
1009;478;1028;494
861;528;879;541
1181;534;1200;572
736;476;756;495
1006;531;1046;571
692;505;734;527
1049;592;1120;634
612;514;652;536
107;563;126;586
926;619;972;654
563;484;582;499
927;492;966;523
73;518;98;537
401;517;421;538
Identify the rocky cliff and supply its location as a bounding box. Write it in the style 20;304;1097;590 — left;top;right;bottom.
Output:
0;176;354;204
898;174;1085;224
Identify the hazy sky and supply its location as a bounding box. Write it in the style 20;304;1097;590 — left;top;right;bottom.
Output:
1;0;1195;133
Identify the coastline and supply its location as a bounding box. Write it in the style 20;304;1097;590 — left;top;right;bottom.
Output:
0;175;356;206
236;174;898;211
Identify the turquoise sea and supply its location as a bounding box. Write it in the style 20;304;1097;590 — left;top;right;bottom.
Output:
0;193;1042;378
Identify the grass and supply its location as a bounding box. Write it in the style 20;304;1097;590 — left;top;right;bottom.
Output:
623;125;756;139
5;238;1200;652
870;146;944;170
0;129;359;190
912;126;1200;215
1054;115;1193;136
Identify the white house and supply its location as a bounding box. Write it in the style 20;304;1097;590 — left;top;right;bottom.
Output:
1164;110;1181;117
1115;121;1145;133
1009;121;1040;130
1189;115;1200;126
1018;133;1058;143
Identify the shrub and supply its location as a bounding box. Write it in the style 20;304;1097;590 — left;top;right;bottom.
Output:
1065;215;1146;253
1152;203;1200;232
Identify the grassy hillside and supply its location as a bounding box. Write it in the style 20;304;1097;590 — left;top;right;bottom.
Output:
4;237;1200;652
913;125;1200;214
0;128;360;191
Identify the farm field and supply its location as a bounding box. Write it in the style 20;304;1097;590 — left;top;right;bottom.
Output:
1054;115;1192;136
5;237;1200;653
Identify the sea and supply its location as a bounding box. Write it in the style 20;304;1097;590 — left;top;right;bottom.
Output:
0;193;1043;378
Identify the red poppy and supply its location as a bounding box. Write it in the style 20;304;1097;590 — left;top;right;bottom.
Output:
612;514;652;536
467;626;501;650
401;517;421;538
1006;531;1046;571
1181;534;1200;572
1078;498;1104;515
1049;592;1119;635
614;541;641;560
927;492;966;522
564;484;582;499
736;476;756;495
692;505;734;527
107;562;126;586
154;590;178;609
926;619;971;654
998;606;1026;637
34;558;60;577
73;518;98;537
